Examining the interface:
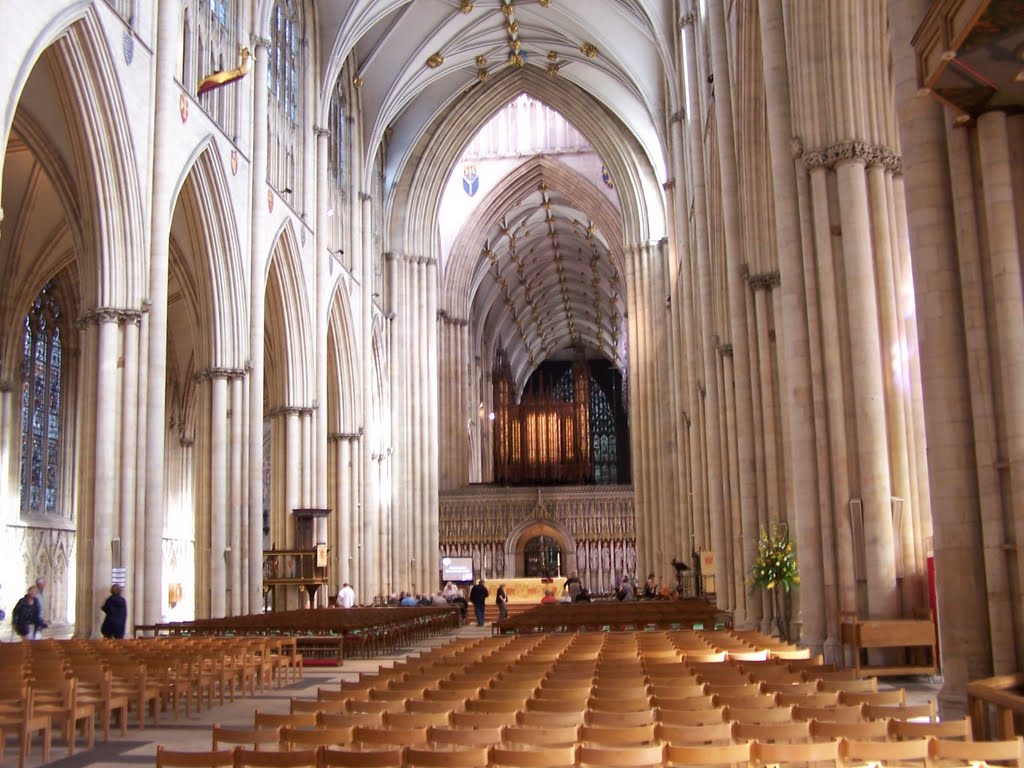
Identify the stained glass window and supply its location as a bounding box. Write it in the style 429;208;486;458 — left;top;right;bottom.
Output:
21;282;63;516
328;80;346;190
268;0;303;197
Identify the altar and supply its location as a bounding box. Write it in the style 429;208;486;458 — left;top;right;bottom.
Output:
497;577;568;605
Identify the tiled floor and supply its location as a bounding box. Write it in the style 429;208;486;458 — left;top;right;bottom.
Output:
6;623;941;768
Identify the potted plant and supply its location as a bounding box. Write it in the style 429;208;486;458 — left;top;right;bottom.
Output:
750;522;799;642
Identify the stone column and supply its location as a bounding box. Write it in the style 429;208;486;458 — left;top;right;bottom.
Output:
134;307;150;623
426;256;440;591
118;314;140;630
142;0;183;627
91;314;121;636
314;129;329;516
708;0;757;594
359;193;379;601
229;374;244;616
209;372;228;618
836;158;897;619
247;37;271;612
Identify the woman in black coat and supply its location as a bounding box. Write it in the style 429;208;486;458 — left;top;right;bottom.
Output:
100;584;128;639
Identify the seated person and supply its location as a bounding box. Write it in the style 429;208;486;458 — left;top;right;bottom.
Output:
399;591;418;606
430;591;449;606
540;589;558;604
643;573;660;599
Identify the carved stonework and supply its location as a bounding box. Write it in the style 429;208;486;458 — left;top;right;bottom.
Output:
802;140;901;173
7;524;76;629
748;270;782;291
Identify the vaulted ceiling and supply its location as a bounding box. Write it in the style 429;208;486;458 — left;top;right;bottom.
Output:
314;1;676;388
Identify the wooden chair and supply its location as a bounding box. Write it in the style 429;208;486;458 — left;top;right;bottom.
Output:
750;738;841;768
347;699;408;715
724;705;795;724
488;745;578;767
586;709;655;727
777;692;842;708
588;696;653;713
650;695;716;711
732;720;812;743
794;704;867;723
450;711;519;729
352;726;430;748
156;747;237;768
408;698;464;714
212;724;282;751
254;711;317;730
656;721;734;745
382;710;451;729
927;737;1024;768
402;746;490;768
890;718;973;741
319;747;404;768
665;740;751;767
578;723;658;746
809;718;890;742
0;683;52;768
648;683;709;699
576;743;667;767
424;688;480;703
427;725;504;747
820;678;879;694
655;707;728;726
841;690;906;707
233;748;320;768
515;709;586;727
863;702;937;723
501;724;580;746
34;676;95;756
73;663;130;738
317;711;384;729
841;737;930;768
279;726;354;750
464;698;524;714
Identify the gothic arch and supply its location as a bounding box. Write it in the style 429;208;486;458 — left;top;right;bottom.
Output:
169;140;248;369
503;515;578;579
265;222;313;407
388;67;666;260
3;5;146;310
326;281;359;434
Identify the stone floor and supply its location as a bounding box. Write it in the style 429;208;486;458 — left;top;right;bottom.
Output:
3;623;941;768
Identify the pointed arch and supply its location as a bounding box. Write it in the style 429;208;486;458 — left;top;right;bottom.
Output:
327;280;359;434
4;5;146;310
388;68;666;259
265;222;313;407
170;140;247;368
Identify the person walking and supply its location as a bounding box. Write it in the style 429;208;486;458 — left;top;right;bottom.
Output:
100;584;128;639
495;583;508;621
469;579;489;626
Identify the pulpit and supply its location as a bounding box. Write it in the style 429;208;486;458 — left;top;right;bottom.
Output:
262;508;330;611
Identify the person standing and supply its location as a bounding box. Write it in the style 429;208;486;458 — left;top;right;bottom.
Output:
12;585;43;640
495;583;508;621
563;571;582;602
469;579;489;626
337;582;356;608
100;584;128;638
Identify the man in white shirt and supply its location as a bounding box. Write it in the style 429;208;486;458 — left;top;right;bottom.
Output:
337;582;356;608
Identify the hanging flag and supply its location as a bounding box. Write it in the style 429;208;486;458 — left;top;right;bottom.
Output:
198;47;252;96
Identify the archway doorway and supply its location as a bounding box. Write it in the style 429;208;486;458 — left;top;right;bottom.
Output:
523;535;562;578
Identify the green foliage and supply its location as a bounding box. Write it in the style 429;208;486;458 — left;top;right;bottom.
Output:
750;522;800;593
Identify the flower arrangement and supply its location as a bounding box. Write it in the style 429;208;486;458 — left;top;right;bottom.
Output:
750;522;799;640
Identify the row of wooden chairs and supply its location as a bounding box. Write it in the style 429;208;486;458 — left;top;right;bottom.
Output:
156;737;1024;768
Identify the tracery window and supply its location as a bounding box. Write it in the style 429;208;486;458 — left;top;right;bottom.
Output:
183;0;240;137
21;283;64;517
327;79;350;270
268;0;304;199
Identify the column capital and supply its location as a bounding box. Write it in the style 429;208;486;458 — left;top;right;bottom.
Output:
718;343;734;358
748;270;781;291
314;126;330;138
802;140;901;173
193;367;248;383
0;380;15;393
76;307;143;330
679;12;696;28
267;404;316;418
251;35;272;51
329;431;362;442
359;192;372;202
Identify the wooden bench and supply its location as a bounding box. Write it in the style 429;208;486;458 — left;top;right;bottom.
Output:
840;616;937;677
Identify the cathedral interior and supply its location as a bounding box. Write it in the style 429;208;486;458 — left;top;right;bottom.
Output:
0;0;1023;718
